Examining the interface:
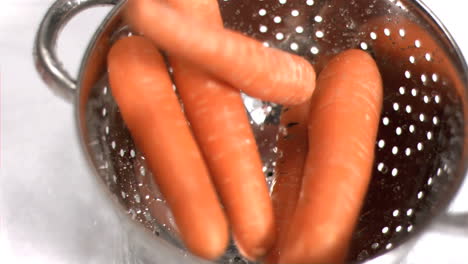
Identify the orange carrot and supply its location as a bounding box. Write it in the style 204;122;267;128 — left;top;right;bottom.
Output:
107;36;229;260
132;151;181;237
264;102;311;264
158;0;275;259
278;49;383;264
124;0;316;105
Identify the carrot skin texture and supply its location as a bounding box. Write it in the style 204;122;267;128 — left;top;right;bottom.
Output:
278;49;383;264
158;0;276;259
107;36;229;260
264;102;310;264
124;0;316;105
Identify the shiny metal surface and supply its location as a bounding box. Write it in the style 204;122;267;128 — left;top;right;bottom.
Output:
36;0;468;263
3;0;468;263
78;1;468;263
33;0;119;102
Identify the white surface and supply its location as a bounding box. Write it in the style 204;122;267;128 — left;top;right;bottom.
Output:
1;1;120;264
1;0;468;263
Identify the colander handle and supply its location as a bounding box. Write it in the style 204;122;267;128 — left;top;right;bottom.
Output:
33;0;119;103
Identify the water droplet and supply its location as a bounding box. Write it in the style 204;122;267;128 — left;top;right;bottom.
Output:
134;194;141;203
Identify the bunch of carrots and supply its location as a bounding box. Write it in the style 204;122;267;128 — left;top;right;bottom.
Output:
107;0;383;263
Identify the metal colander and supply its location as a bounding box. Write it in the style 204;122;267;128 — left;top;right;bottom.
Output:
34;0;468;263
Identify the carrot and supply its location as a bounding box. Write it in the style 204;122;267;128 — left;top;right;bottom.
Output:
278;49;383;264
264;102;311;264
124;0;316;105
132;151;180;237
107;36;229;260
156;0;276;259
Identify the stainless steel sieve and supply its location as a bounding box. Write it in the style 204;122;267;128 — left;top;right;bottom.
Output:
34;0;468;263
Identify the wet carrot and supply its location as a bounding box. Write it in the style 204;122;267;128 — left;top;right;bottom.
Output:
278;49;383;264
124;0;316;105
264;102;311;264
107;36;229;260
158;0;275;260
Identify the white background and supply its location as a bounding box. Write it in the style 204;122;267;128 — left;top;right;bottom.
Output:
1;0;468;263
